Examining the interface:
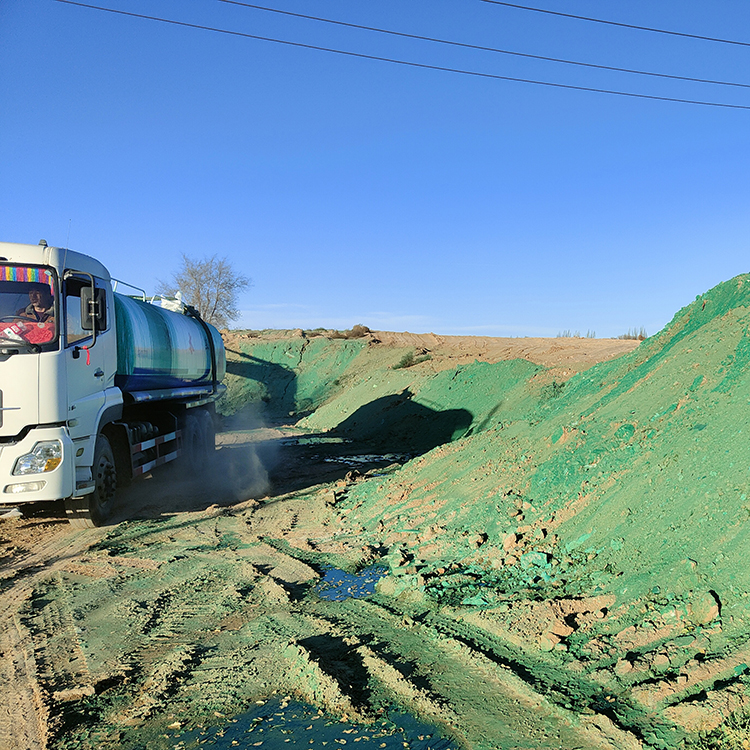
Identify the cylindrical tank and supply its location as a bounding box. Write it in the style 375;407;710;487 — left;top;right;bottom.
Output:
114;293;226;393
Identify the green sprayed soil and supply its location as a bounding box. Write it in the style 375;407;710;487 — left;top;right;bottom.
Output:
13;276;750;750
218;277;750;746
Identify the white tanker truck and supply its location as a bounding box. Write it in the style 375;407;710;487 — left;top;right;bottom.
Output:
0;240;226;527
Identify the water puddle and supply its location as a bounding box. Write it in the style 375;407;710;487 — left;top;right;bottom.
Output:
281;436;350;446
273;434;410;469
164;700;456;749
322;454;409;466
316;566;387;601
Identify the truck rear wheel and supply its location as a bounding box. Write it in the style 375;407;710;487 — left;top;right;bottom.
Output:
183;412;212;475
66;435;117;528
198;409;216;456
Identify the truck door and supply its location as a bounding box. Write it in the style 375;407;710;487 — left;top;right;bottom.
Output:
64;274;107;440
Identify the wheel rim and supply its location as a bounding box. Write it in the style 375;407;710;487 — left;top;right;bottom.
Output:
95;451;117;507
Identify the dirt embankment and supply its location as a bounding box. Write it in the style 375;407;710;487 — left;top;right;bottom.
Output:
4;279;750;750
369;330;640;370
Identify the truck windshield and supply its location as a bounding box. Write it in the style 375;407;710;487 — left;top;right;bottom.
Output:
0;265;59;351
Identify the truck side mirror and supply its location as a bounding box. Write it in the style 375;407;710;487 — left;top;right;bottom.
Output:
81;288;107;331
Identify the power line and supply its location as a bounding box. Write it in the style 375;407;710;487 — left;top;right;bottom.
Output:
480;1;750;49
53;0;750;110
216;0;750;90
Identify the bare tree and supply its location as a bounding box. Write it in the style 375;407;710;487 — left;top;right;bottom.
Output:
157;254;250;328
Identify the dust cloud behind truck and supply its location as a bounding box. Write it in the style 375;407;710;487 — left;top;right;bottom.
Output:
0;240;226;526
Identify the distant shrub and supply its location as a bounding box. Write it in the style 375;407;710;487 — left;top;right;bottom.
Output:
393;351;415;369
618;327;647;341
556;330;582;338
392;349;432;370
347;324;371;339
542;380;566;399
586;330;596;338
328;324;371;340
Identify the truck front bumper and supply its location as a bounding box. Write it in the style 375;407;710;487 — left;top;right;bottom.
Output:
0;427;76;503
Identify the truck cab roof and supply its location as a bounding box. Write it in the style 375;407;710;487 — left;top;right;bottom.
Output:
0;242;111;281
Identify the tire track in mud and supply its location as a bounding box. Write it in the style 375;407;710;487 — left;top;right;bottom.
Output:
253;529;644;746
0;519;224;746
0;508;672;748
0;526;105;750
217;528;644;749
268;533;747;748
0;611;49;750
26;518;295;740
12;516;501;747
415;607;653;746
252;481;750;743
306;598;642;750
25;573;96;701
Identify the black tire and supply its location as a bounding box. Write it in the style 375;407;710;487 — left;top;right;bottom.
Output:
65;435;117;528
110;427;133;488
197;409;216;457
182;413;211;475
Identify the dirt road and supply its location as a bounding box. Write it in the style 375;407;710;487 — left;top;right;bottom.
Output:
0;464;641;750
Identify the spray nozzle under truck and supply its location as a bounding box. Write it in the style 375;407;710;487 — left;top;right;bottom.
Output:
0;240;226;527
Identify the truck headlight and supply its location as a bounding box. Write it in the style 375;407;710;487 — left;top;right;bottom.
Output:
12;441;63;475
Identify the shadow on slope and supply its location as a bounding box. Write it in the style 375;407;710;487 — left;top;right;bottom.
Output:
329;389;473;454
265;391;473;497
224;349;298;421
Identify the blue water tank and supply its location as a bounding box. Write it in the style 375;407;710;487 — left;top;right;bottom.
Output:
114;293;226;393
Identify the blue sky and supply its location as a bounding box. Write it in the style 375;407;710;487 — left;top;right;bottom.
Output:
1;0;748;336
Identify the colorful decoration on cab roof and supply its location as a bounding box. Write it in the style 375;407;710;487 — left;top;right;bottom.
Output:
0;265;54;288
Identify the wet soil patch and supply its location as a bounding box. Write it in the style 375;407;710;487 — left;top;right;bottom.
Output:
264;438;408;498
316;566;387;601
146;700;457;750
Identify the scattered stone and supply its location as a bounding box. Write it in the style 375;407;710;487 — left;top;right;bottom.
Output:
614;659;633;676
471;533;488;548
549;620;574;637
53;685;96;702
502;533;517;551
688;590;721;625
539;632;561;651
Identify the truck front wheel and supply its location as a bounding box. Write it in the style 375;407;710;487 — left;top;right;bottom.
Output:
66;435;118;528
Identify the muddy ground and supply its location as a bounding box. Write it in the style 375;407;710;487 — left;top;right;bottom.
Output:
3;287;750;750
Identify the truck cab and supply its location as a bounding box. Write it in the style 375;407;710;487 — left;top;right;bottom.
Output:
0;241;223;526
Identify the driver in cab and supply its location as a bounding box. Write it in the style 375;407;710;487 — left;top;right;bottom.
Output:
2;284;56;345
18;285;55;323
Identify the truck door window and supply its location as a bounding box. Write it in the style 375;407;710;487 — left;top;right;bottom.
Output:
65;277;107;346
